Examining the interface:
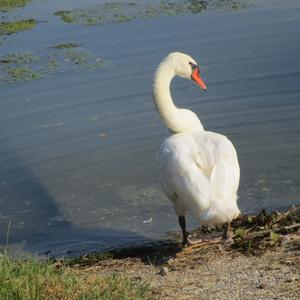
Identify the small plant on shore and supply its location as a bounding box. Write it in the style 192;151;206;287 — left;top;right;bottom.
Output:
231;205;300;254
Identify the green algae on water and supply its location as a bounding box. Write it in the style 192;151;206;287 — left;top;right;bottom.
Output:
115;14;134;23
0;0;32;12
6;66;42;81
0;52;38;64
0;19;36;35
53;0;249;26
51;47;106;72
0;52;45;83
0;45;107;84
52;42;81;49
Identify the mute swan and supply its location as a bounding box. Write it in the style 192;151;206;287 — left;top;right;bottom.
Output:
153;52;240;245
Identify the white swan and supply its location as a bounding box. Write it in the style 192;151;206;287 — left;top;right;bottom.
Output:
153;52;240;245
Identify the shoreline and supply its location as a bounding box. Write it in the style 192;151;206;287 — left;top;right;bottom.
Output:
63;207;300;299
1;206;299;299
70;243;299;299
65;206;300;264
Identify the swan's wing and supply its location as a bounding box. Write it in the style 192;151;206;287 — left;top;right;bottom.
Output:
158;133;211;216
200;132;240;201
157;131;240;220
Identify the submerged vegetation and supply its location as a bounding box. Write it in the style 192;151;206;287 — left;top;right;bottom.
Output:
54;0;248;26
0;19;36;35
0;52;42;82
52;42;81;49
0;46;106;84
0;1;36;44
0;0;249;82
0;0;32;12
0;251;152;300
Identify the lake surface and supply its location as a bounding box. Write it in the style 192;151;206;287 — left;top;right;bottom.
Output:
0;0;300;257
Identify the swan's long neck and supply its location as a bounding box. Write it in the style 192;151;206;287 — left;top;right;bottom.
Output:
153;61;203;133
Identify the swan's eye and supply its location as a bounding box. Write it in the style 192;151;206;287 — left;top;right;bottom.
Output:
189;62;198;70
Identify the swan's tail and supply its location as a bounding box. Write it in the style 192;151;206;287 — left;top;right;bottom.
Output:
194;193;240;226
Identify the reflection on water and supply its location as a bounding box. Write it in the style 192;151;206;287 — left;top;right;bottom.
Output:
0;0;300;256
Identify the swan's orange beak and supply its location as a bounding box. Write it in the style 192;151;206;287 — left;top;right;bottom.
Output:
192;68;207;91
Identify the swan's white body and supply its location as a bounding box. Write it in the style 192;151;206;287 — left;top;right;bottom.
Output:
153;52;240;230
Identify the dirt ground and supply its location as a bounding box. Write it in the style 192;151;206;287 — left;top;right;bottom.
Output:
73;236;300;300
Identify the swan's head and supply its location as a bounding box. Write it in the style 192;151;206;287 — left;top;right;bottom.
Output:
165;52;207;90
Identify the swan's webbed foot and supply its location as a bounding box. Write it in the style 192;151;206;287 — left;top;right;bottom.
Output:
187;235;203;245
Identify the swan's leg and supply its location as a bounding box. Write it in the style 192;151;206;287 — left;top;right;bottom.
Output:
222;222;233;240
178;216;188;246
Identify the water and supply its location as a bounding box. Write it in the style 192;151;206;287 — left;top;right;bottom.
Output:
0;0;300;257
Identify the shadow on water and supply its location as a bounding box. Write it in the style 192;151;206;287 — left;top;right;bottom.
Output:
0;137;159;257
0;137;62;244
